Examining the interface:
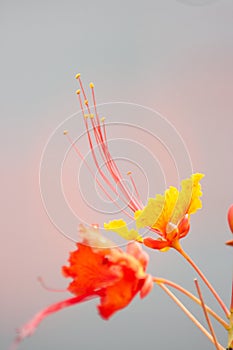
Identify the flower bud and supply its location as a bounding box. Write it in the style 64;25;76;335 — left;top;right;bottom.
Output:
227;204;233;234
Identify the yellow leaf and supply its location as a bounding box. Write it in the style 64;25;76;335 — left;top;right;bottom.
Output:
104;219;143;243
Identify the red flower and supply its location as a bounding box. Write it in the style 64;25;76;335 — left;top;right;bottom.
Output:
63;225;152;319
10;225;152;349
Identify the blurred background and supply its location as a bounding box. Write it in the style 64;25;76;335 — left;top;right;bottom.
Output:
1;0;233;349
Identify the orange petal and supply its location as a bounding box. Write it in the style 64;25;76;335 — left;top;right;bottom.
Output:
140;274;153;299
126;241;149;270
62;243;121;295
143;237;170;250
178;214;190;238
98;268;144;319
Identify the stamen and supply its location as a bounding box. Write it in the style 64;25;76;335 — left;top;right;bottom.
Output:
101;117;107;143
90;80;101;126
77;101;121;203
76;79;136;210
75;76;144;213
63;132;134;219
127;171;143;206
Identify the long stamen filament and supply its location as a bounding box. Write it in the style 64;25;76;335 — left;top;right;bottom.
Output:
127;171;144;208
75;74;143;213
76;91;124;202
64;132;134;219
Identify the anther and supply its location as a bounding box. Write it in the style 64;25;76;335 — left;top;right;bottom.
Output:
63;130;68;135
89;82;94;88
75;73;81;79
76;89;81;95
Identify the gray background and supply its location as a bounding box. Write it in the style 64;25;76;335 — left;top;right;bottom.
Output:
1;0;233;349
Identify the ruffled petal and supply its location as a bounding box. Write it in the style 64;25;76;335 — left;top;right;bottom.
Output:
171;173;204;225
135;194;165;229
62;243;121;295
98;268;145;319
126;241;149;270
136;174;204;236
104;219;143;242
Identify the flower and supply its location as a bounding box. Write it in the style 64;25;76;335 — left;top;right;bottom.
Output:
69;76;204;252
63;225;153;319
105;173;204;251
11;225;152;349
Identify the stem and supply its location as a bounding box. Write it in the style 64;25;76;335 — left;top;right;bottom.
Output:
228;309;233;349
153;277;229;329
194;278;221;350
173;241;230;318
231;279;233;311
159;283;225;350
228;280;233;348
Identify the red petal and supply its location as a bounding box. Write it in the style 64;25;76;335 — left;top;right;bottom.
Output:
62;243;121;295
126;241;149;270
140;274;153;299
143;237;170;250
98;268;142;319
10;294;95;350
178;215;190;238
